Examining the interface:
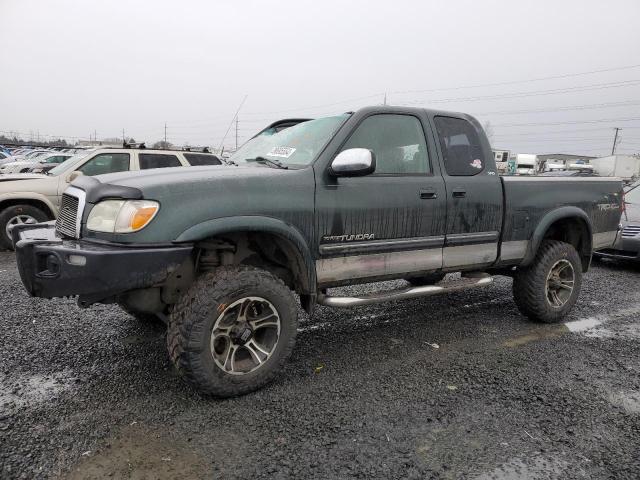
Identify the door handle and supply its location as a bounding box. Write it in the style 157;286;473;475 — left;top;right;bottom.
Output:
452;189;466;198
419;189;437;199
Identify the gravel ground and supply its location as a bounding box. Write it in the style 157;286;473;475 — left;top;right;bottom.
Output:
0;251;639;479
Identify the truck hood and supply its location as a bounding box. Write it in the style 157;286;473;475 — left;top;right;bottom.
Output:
75;164;316;244
94;164;291;195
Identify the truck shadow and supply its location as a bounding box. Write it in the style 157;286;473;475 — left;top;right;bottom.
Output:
593;257;640;273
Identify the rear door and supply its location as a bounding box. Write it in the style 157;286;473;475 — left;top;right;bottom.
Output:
432;115;503;269
314;112;447;285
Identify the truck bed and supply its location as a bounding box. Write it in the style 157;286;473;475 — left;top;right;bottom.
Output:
499;176;623;264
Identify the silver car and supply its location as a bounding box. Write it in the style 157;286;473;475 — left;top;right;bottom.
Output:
595;182;640;262
0;153;72;174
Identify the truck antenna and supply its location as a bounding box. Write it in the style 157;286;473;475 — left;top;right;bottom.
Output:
219;95;248;154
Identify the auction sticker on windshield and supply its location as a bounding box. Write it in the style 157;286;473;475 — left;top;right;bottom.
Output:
268;146;296;158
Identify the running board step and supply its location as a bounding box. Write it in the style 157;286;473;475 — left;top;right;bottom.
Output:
317;273;493;308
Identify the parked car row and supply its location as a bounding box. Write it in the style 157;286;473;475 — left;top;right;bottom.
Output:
0;145;89;173
0;146;222;249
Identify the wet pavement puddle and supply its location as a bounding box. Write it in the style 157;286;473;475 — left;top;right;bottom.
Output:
64;423;212;479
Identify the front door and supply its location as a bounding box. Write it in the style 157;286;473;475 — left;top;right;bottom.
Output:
314;112;447;285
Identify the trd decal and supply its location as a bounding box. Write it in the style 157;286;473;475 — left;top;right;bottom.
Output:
597;203;619;211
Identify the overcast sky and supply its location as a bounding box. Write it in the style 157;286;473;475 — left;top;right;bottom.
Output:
1;0;639;155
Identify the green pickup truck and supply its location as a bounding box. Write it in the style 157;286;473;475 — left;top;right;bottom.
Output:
12;106;623;397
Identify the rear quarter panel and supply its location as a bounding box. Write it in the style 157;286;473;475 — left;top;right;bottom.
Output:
500;177;623;262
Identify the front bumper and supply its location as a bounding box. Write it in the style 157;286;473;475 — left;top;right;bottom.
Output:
12;222;193;303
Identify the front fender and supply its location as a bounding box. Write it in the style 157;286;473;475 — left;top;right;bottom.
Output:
175;215;316;294
522;206;592;266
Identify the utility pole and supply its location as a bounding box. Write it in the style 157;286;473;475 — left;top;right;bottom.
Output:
94;129;97;144
383;92;387;105
122;128;125;144
235;118;239;150
611;127;621;155
164;122;167;145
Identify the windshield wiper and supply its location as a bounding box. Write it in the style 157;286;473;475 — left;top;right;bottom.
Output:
245;156;288;169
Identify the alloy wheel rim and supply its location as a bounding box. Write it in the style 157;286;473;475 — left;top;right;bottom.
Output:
5;215;37;240
210;296;281;375
545;259;575;308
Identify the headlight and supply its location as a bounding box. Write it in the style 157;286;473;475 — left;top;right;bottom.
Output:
86;199;159;233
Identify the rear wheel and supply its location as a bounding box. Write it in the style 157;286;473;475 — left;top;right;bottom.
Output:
167;265;298;397
513;240;582;323
0;204;50;250
406;272;446;286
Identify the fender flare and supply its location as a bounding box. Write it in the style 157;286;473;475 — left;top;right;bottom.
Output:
175;215;317;294
522;206;593;266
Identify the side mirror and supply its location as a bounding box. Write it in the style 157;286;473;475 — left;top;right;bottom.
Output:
330;148;376;177
66;171;84;183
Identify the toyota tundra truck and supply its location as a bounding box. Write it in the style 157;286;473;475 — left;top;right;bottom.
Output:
11;107;624;397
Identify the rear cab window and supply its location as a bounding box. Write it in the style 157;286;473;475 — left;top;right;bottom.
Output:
138;153;182;170
183;153;222;166
434;116;486;176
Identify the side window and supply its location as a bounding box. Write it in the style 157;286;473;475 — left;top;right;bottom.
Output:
434;116;486;176
340;114;429;174
78;153;130;176
183;153;222;166
139;153;182;170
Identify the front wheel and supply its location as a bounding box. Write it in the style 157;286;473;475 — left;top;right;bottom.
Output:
513;240;582;323
167;265;298;397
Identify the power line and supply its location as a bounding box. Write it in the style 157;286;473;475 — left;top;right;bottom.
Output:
492;116;640;128
492;126;640;137
391;63;640;95
243;92;385;116
496;137;626;143
242;63;640;116
396;79;640;106
473;100;640;117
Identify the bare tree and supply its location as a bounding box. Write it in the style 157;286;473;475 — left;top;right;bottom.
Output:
483;121;494;144
152;140;173;149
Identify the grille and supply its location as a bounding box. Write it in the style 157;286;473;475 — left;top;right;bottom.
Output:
56;193;79;238
621;225;640;238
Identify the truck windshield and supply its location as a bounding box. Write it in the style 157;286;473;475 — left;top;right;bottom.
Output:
230;114;349;167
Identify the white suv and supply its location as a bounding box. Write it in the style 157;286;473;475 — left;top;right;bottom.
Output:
0;147;221;249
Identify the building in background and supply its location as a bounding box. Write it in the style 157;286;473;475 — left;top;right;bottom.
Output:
492;149;511;174
590;155;640;183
